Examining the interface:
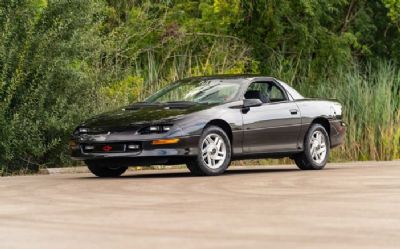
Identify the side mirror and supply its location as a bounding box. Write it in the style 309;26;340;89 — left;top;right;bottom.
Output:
243;98;263;108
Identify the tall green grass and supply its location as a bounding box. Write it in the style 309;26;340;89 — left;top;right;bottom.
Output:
296;62;400;161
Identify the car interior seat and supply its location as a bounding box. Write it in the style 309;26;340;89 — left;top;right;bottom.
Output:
244;90;269;103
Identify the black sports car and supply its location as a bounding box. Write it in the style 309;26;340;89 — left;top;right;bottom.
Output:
70;75;346;177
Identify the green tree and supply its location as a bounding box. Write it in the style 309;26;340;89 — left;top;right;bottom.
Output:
384;0;400;26
0;0;104;174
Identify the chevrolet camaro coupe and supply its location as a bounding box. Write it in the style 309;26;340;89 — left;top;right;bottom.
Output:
70;75;346;177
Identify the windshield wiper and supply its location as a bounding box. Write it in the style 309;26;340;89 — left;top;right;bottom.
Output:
124;102;162;110
135;101;162;105
165;101;196;105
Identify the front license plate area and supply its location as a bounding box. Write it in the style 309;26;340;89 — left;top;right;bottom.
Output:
82;143;126;153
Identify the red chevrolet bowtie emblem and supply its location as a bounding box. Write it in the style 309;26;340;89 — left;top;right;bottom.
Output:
102;145;113;152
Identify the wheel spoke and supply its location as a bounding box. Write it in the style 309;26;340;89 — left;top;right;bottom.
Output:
318;147;326;154
312;151;317;159
213;136;219;145
216;140;222;150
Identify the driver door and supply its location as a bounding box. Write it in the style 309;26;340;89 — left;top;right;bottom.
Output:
242;81;302;153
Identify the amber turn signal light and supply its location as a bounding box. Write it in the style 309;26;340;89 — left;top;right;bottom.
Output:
152;138;180;145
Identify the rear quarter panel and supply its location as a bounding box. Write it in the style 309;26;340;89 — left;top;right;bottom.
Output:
295;99;345;149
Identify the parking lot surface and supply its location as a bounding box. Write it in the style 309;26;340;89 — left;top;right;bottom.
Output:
1;161;399;249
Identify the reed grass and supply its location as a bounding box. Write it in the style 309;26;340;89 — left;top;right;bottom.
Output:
296;62;400;161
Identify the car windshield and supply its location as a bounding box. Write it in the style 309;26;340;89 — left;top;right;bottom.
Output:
145;78;242;104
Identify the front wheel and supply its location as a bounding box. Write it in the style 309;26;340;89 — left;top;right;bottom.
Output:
294;124;330;170
85;160;128;177
186;126;232;176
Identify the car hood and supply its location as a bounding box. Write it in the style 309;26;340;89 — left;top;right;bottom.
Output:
81;103;213;129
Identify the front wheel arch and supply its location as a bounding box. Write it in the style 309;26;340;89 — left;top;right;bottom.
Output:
205;119;233;145
186;125;232;176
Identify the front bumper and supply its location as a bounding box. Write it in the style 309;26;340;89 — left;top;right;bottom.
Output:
70;135;200;161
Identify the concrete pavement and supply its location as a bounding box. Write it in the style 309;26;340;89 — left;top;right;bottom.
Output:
0;161;399;249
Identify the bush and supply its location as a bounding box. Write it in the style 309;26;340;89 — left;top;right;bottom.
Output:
0;0;104;174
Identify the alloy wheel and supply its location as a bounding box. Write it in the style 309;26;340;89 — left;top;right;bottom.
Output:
309;130;327;164
201;133;227;169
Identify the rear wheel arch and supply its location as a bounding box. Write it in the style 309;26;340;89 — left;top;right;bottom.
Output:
311;117;330;138
294;123;330;170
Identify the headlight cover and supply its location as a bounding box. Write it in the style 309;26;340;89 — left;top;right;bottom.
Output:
138;124;173;134
73;127;89;135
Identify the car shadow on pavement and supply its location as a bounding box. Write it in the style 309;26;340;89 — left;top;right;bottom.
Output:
75;167;330;180
130;168;302;179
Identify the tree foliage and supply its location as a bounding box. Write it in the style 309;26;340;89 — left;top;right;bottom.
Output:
0;0;104;173
384;0;400;25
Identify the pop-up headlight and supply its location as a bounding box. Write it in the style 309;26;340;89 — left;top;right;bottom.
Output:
73;127;89;135
139;125;173;134
79;127;89;133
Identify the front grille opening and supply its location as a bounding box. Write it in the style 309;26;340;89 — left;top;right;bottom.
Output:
81;143;141;153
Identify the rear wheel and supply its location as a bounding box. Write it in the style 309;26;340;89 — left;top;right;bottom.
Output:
294;124;330;170
186;126;231;176
85;160;128;177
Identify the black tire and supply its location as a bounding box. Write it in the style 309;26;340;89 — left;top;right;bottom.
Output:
85;160;128;177
294;124;330;170
186;126;232;176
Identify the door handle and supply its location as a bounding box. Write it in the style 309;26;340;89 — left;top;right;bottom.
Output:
290;109;298;115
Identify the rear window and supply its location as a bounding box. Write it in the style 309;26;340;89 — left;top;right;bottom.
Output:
278;80;304;100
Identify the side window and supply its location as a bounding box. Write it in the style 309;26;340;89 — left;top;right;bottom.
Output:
247;82;263;92
245;82;269;103
269;84;286;102
245;82;287;103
